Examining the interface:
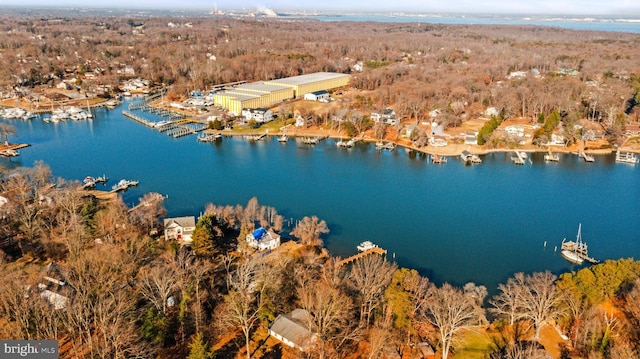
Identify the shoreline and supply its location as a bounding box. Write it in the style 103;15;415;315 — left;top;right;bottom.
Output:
208;130;634;156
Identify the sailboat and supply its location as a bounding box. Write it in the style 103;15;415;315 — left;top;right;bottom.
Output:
560;224;598;265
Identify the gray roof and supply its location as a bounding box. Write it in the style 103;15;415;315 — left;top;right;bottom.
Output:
235;81;291;93
164;216;196;229
267;72;349;86
269;309;314;350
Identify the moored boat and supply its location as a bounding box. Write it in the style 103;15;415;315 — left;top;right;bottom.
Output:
357;241;378;252
560;223;599;265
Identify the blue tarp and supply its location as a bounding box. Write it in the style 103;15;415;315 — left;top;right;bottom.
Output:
252;227;266;240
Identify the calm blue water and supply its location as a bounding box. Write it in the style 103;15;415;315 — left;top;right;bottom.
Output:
306;14;640;33
2;101;640;292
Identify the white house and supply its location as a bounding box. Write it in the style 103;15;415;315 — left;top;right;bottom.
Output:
38;262;73;310
464;133;478;145
242;108;273;123
164;216;196;243
295;115;306;128
371;108;399;126
504;125;525;137
269;309;316;352
550;134;567;146
303;90;330;102
429;136;448;147
246;227;280;251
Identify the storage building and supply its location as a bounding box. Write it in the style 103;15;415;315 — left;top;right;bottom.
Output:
264;72;350;98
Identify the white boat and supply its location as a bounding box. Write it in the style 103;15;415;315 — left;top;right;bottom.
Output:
357;241;378;252
277;135;288;143
615;150;638;165
560;223;598;265
111;179;139;192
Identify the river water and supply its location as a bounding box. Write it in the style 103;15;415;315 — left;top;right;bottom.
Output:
2;101;639;291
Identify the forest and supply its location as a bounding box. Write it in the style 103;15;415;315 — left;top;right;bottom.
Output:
1;10;640;359
1;162;640;359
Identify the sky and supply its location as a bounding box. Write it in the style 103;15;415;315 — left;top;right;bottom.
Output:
2;0;640;16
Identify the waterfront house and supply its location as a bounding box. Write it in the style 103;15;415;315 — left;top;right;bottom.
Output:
504;125;525;138
246;227;281;251
269;309;316;352
295;115;306;128
242;108;273;123
404;124;418;138
429;136;448;147
163;216;196;244
464;133;478;145
550;134;567;146
371;108;400;126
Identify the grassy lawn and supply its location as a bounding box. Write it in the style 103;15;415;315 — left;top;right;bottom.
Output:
453;329;495;359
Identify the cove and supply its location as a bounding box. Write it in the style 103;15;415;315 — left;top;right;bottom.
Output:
2;100;639;292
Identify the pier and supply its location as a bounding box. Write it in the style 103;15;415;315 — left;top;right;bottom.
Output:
336;247;388;267
579;151;595;163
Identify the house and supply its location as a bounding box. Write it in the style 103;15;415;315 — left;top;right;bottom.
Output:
246;227;280;251
504;125;525;137
404;124;418;138
371;109;400;126
38;262;73;310
351;61;363;72
464;132;478;145
164;216;196;243
550;134;567;146
429;136;448;147
295;115;306;128
269;309;316;352
303;90;330;102
241;108;273;123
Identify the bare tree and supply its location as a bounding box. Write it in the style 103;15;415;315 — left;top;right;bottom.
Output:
298;272;355;359
349;255;396;327
421;283;483;359
129;192;166;232
138;261;180;315
222;256;267;359
291;215;329;247
515;271;565;340
0;122;16;145
490;273;526;326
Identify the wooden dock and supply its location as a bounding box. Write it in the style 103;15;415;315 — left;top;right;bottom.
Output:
336;247;388;267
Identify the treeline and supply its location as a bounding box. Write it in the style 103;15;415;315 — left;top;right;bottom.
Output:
1;14;639;142
1;163;640;358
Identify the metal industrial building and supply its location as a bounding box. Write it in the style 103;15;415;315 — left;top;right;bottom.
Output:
213;72;350;115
